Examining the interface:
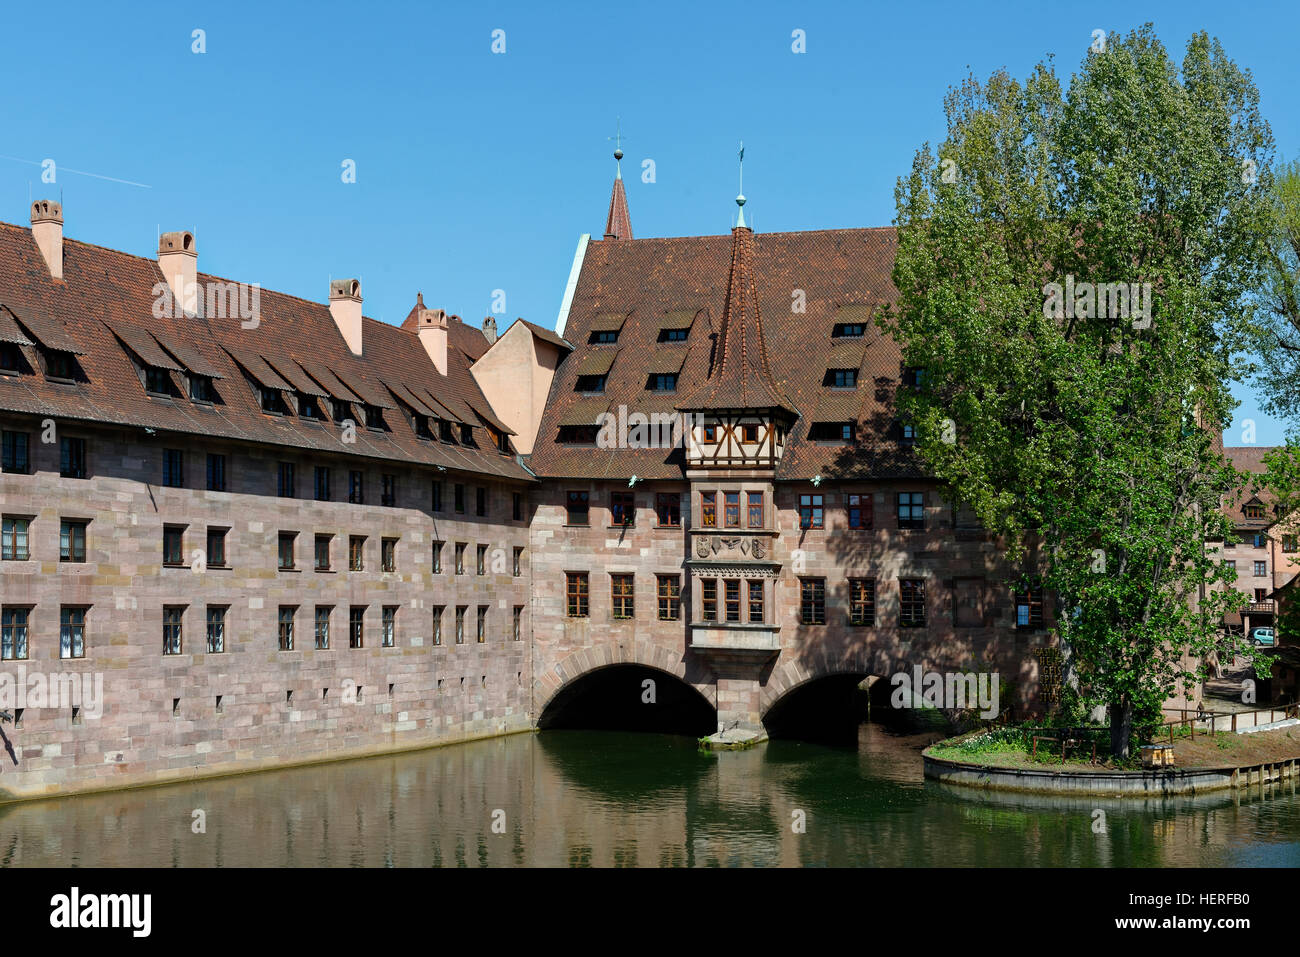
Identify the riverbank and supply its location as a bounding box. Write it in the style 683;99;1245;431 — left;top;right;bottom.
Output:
924;725;1300;797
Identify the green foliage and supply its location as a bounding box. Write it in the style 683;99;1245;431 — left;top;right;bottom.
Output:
885;25;1275;757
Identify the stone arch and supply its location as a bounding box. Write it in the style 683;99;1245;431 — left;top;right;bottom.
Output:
534;642;717;721
758;650;893;718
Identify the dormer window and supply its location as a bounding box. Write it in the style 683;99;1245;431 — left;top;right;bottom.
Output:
575;374;607;393
415;415;433;440
189;375;217;403
1244;501;1265;519
261;387;289;415
145;366;179;396
440;419;455;443
832;323;866;338
590;330;619;345
902;367;926;390
44;349;78;381
809;421;853;443
0;342;23;374
648;373;678;392
331;399;352;423
363;404;385;430
659;328;689;343
824;369;858;388
298;393;324;420
460;423;473;445
900;424;917;446
558;425;598;444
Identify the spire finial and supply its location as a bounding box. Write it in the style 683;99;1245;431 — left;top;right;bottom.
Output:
735;141;747;228
609;117;626;180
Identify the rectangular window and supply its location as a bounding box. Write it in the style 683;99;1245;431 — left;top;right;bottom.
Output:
60;437;86;478
476;543;487;575
1;430;30;473
278;605;296;651
1;607;29;660
207;527;227;567
742;424;760;443
703;424;717;442
513;492;522;522
611;492;635;527
825;368;858;388
349;535;365;571
163;449;184;488
701;579;717;622
900;579;926;627
455;542;466;575
432;540;444;574
724;492;740;528
349;606;365;648
1284;536;1298;553
278;531;296;570
611;574;635;620
314;606;331;649
163;525;185;566
314;466;331;501
432;480;444;513
848;493;873;529
476;486;486;516
746;491;764;529
163;606;184;655
849;579;876;626
1244;502;1265;518
60;606;86;659
315;534;332;571
566;572;589;618
432;606;444;646
382;606;397;647
657;575;680;621
1253;533;1267;548
701;492;717;528
207;606;227;653
656;493;681;527
513;605;523;641
1255;561;1268;577
748;580;764;624
277;462;296;498
382;537;397;573
2;517;30;560
799;494;824;530
348;470;364;504
649;373;678;392
455;483;466;513
476;605;487;643
800;578;826;625
1015;585;1043;629
566;490;590;525
513;546;523;577
897;492;925;529
724;579;741;622
455;606;466;644
206;453;226;492
382;474;397;507
60;519;87;562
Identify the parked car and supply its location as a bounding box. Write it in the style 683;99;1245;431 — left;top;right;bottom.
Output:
1250;627;1275;647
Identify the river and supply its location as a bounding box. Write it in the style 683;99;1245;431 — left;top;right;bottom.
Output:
3;725;1299;866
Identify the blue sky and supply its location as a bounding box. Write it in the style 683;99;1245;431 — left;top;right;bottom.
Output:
1;0;1293;446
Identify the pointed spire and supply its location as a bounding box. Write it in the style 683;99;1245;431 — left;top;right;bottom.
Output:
603;120;632;240
677;215;795;416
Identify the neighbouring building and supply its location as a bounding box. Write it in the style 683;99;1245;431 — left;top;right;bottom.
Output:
1;155;1069;799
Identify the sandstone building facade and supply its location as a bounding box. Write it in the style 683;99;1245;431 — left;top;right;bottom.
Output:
0;165;1055;800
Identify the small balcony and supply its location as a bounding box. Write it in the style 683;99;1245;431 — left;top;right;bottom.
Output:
1245;601;1276;615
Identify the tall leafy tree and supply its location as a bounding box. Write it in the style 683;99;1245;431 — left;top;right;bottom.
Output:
884;26;1275;756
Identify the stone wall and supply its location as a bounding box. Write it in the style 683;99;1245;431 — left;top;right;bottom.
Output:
0;414;532;801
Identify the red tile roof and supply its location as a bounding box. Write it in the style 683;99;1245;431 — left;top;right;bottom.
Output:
529;226;920;481
0;221;531;482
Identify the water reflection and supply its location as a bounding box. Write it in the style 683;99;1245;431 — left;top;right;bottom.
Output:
1;725;1298;867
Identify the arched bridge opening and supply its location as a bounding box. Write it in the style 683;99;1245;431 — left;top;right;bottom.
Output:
537;664;716;736
761;672;874;746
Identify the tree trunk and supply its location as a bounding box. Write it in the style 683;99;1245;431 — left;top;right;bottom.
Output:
1109;697;1133;759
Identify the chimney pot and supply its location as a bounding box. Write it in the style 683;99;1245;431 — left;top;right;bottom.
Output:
482;316;498;345
328;278;364;355
30;199;64;280
158;229;198;313
416;305;449;375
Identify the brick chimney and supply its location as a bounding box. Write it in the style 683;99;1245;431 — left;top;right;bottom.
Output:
158;231;198;314
329;278;363;355
31;199;63;280
417;305;449;376
482;316;498;345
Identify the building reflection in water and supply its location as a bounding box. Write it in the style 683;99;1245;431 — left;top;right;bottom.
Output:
2;726;1299;867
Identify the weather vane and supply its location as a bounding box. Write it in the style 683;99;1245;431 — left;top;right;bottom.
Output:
609;118;627;177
